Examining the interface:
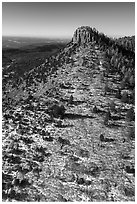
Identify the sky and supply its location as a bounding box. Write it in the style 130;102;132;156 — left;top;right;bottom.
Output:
2;2;135;39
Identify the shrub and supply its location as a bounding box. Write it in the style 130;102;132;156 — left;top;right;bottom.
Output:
55;119;62;127
126;126;135;140
129;75;135;88
100;134;104;142
68;95;73;105
126;107;135;121
92;105;98;113
47;104;65;119
104;111;111;126
115;88;121;99
130;88;135;104
106;110;111;119
120;79;126;90
104;116;108;126
104;83;111;95
124;186;135;197
121;91;129;103
109;101;116;112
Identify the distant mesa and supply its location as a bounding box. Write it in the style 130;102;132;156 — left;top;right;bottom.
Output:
72;26;97;44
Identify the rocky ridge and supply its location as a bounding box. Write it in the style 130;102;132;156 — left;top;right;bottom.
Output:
2;26;135;201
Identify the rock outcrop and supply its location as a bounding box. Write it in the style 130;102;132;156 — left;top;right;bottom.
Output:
72;26;96;44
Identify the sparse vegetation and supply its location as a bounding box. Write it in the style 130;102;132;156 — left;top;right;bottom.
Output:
2;26;135;201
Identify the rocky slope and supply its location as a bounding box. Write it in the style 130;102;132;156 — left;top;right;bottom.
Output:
2;26;135;201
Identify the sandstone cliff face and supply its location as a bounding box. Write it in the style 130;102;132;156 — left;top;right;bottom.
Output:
72;26;95;44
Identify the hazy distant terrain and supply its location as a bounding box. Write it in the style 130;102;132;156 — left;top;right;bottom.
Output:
2;36;69;82
2;36;70;49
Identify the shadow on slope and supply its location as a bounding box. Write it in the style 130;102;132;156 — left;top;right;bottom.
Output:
64;113;94;120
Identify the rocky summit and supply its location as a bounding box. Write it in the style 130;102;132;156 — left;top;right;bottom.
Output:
2;26;135;201
72;26;94;44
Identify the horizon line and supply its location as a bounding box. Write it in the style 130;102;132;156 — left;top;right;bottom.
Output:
2;33;135;40
2;34;72;40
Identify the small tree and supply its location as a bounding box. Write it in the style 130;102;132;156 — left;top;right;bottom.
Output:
104;83;111;95
104;115;109;126
121;91;129;103
126;107;135;121
100;134;105;142
47;104;65;119
129;75;135;88
120;79;126;90
109;101;116;112
104;110;111;126
126;126;135;140
115;88;121;99
68;95;74;105
130;88;135;104
92;105;98;113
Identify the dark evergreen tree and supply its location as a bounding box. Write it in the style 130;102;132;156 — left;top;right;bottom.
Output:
121;91;129;103
126;107;135;121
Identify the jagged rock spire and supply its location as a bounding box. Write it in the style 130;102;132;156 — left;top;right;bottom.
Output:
72;26;97;44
